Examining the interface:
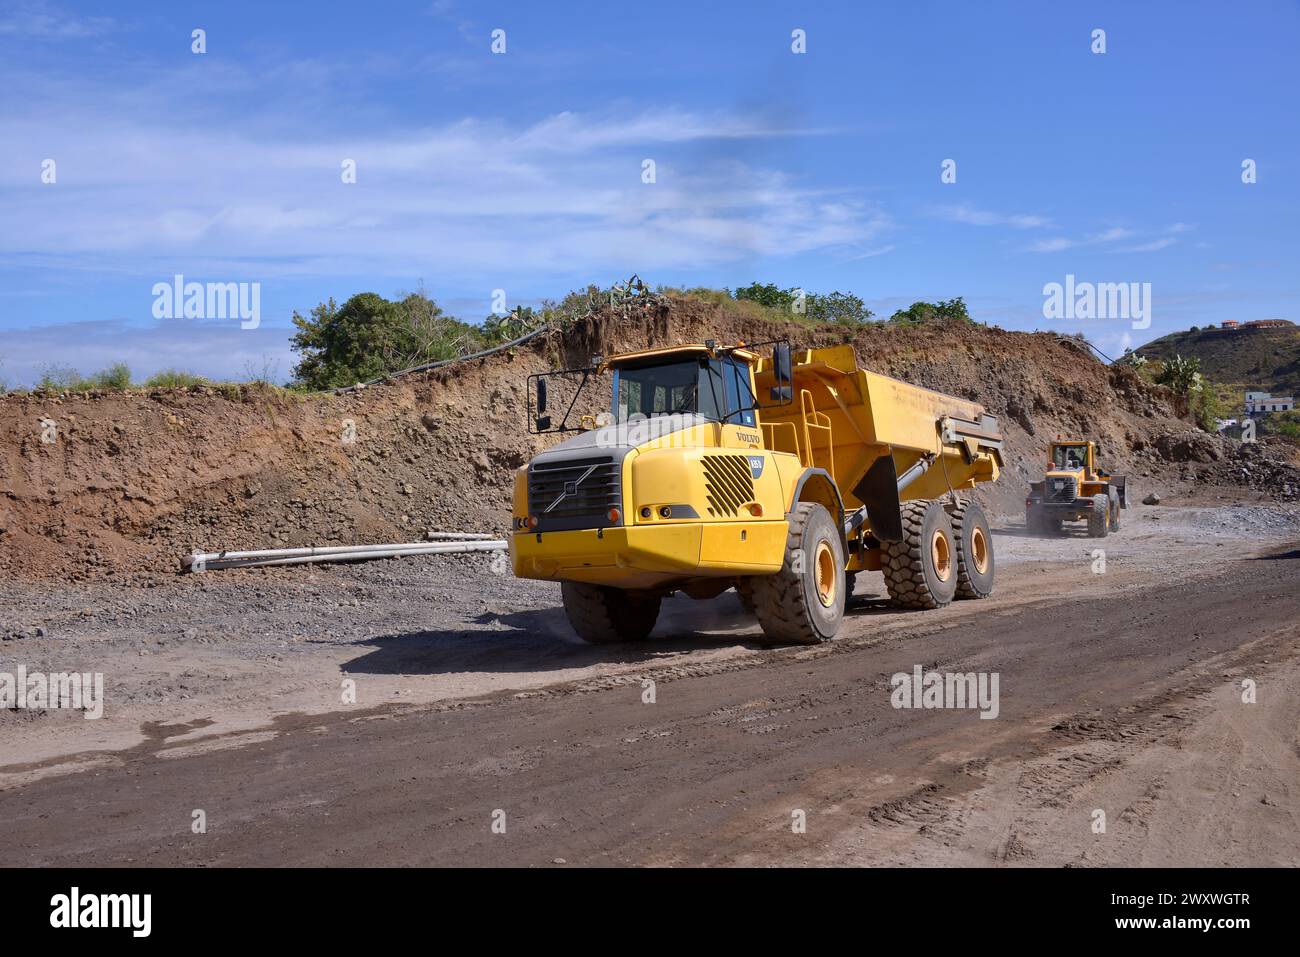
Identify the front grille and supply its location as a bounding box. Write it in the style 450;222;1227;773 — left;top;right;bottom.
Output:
1046;476;1078;502
702;454;755;517
527;455;621;531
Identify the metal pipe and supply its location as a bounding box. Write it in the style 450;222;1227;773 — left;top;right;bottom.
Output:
191;540;500;561
895;454;935;493
183;539;506;572
844;506;868;534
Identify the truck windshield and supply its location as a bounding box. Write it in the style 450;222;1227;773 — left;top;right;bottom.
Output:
613;357;754;425
1052;445;1089;469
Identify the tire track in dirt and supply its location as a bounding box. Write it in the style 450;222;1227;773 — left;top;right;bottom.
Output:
1;547;1295;867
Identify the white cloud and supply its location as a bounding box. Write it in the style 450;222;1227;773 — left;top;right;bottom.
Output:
1088;227;1135;243
837;244;896;263
1026;237;1074;253
0;319;298;388
1120;237;1178;253
1024;223;1185;254
0;1;112;38
0;100;886;285
928;203;1051;229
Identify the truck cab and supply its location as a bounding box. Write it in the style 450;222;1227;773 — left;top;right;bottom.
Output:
512;343;794;584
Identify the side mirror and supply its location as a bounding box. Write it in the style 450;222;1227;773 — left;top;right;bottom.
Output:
533;378;552;431
771;342;793;402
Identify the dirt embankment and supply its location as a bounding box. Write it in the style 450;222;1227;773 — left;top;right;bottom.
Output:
1;296;1295;582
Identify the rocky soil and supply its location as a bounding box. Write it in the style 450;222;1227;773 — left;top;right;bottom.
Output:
2;296;1297;583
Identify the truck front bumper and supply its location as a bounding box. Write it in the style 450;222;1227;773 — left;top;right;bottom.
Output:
511;521;786;589
1028;498;1096;520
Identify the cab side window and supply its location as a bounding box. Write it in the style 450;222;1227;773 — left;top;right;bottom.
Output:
723;359;756;427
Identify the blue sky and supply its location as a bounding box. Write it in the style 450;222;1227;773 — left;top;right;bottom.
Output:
1;0;1297;385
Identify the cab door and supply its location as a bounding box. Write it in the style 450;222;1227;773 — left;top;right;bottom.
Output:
717;357;762;450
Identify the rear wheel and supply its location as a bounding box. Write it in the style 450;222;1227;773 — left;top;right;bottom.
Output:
560;581;661;644
950;499;995;599
749;502;845;644
882;500;959;609
1087;494;1109;538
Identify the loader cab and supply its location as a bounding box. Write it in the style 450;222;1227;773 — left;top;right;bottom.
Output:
1049;441;1092;475
608;347;759;427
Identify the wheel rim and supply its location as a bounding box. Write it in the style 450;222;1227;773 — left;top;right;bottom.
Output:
814;540;837;607
931;530;953;582
971;526;990;574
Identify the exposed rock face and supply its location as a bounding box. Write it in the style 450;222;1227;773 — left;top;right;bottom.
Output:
1155;430;1224;464
1;296;1290;580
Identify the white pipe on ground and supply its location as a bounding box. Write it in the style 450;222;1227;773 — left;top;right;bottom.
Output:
183;538;507;572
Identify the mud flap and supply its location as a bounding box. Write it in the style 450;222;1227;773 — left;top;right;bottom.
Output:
851;455;904;543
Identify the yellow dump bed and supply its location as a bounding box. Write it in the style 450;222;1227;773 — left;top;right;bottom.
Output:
754;344;1002;509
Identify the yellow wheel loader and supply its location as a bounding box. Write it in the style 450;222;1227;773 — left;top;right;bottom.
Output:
1025;439;1128;538
510;340;1004;644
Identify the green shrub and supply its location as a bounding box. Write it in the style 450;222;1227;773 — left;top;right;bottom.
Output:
1155;354;1204;395
1259;409;1300;440
36;364;88;391
145;369;209;389
90;362;133;390
729;283;875;326
33;362;135;391
1192;381;1227;431
290;290;483;390
889;298;972;325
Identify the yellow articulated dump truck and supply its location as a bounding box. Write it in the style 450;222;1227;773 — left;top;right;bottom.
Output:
510;340;1004;645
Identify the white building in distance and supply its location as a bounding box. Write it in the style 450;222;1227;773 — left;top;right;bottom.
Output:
1245;391;1296;414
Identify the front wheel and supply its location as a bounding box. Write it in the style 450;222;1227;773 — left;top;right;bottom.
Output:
749;502;845;645
734;580;757;617
561;581;661;644
1087;494;1110;538
1025;506;1042;536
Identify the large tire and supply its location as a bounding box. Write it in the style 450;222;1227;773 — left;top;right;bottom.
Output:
1107;488;1121;532
882;500;960;609
561;581;661;644
734;581;757;617
1025;506;1042;536
748;502;845;644
950;499;995;599
1087;494;1109;538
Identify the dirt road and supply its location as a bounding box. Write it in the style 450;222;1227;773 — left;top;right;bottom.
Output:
1;503;1297;867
